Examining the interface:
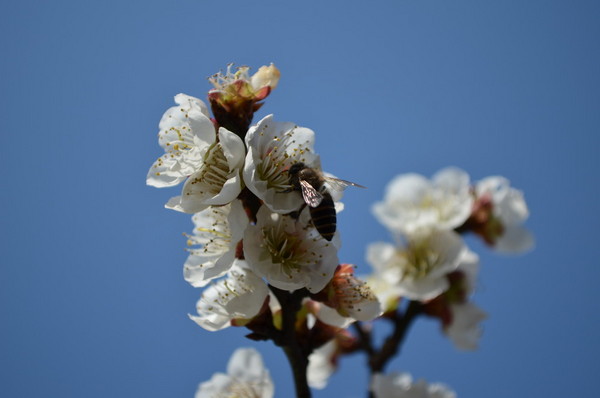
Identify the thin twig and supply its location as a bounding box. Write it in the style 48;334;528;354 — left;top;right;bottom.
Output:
370;301;423;373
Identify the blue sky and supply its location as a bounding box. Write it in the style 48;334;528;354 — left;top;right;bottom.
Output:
1;0;599;397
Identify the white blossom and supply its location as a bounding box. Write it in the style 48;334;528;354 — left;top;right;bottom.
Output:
243;114;321;213
195;347;274;398
371;373;456;398
184;200;248;287
147;94;245;214
444;302;487;351
367;230;478;301
243;206;338;293
373;167;473;234
476;176;534;253
189;261;268;331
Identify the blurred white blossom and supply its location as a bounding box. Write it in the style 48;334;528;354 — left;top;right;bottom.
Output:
371;372;456;398
183;200;248;287
444;302;487;351
367;230;478;301
373;167;473;234
307;340;337;389
195;347;274;398
475;176;534;253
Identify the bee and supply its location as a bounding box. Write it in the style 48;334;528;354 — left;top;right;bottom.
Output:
287;162;365;241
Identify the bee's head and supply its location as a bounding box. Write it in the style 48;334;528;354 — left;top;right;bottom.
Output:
288;162;306;176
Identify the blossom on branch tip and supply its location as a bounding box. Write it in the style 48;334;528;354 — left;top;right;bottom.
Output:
189;261;268;331
183;200;248;287
195;347;274;398
243;114;321;213
371;373;456;398
472;176;534;253
373;167;473;234
367;230;478;302
243;206;339;293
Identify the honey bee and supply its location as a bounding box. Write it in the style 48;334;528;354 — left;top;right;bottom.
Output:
287;162;365;241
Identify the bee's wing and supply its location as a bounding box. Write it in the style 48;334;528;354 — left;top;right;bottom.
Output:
324;176;366;192
300;180;324;207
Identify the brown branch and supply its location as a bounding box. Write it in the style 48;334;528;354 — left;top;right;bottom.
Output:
269;286;312;398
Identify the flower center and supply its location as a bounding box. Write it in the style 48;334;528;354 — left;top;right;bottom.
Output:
208;64;251;91
261;224;315;277
187;207;232;256
187;142;231;195
401;240;441;280
256;129;314;192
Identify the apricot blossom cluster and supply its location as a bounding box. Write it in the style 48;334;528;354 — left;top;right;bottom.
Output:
147;64;532;398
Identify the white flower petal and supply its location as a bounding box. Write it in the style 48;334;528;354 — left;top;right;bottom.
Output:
476;176;529;225
189;261;268;331
313;303;353;328
250;63;280;91
475;176;533;253
147;94;215;188
445;302;487;351
307;340;337;389
494;225;535;254
184;201;248;287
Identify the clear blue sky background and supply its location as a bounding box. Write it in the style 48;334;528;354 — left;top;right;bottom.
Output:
1;1;599;397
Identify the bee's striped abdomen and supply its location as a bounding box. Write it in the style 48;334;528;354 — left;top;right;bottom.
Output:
309;192;337;241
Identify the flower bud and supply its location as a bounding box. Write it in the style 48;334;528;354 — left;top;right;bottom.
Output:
207;63;280;138
315;264;382;322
